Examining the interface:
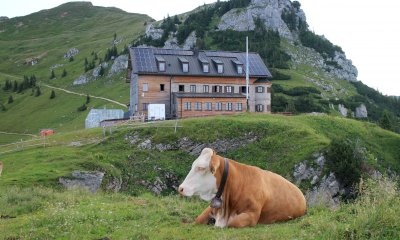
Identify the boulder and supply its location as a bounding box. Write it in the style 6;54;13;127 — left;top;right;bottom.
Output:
59;171;104;193
355;104;368;118
338;104;348;117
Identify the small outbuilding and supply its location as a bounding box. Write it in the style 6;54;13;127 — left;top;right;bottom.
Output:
85;109;125;128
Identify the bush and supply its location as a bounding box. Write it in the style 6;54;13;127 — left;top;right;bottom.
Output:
77;104;87;112
326;138;363;188
50;90;56;99
269;69;291;80
8;95;13;104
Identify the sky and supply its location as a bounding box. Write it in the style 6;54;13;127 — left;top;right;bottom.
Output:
1;0;399;96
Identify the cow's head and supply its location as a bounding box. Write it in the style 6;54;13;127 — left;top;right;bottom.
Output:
178;148;221;201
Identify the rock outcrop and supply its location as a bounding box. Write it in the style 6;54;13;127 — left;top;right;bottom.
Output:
218;0;305;41
64;48;79;59
110;54;128;74
338;104;348;117
59;171;104;193
73;75;88;85
355;104;368;119
293;154;343;208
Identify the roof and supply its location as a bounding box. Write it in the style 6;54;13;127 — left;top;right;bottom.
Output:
129;47;272;78
174;92;246;99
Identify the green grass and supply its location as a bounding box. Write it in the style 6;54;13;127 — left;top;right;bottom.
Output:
0;2;150;135
1;114;399;192
1;177;399;239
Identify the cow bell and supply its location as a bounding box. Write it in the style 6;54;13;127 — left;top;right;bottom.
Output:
210;197;223;209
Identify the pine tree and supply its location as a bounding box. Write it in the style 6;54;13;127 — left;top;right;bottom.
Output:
69;56;74;62
13;80;18;92
50;90;56;99
61;69;67;77
0;103;6;111
35;87;41;97
86;94;90;104
8;95;13;104
94;53;98;60
379;110;394;131
50;70;56;79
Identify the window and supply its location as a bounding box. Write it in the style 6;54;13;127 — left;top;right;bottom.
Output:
256;86;265;93
205;102;212;111
156;56;166;72
159;62;166;72
179;85;185;92
203;64;209;73
236;103;242;111
203;85;209;93
184;102;191;110
183;63;189;73
237;65;243;74
217;64;224;73
160;84;165;91
143;83;149;92
195;102;202;111
226;102;233;111
267;87;271;93
241;86;247;94
190;85;196;93
179;57;189;73
216;102;222;111
256;104;264;112
143;103;149;111
226;86;233;93
212;85;223;93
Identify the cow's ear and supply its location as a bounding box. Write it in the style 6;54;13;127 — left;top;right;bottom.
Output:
209;155;220;175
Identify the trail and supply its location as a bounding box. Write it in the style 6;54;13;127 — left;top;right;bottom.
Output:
42;84;128;108
0;131;36;137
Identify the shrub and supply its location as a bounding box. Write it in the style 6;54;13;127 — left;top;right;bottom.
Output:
77;104;87;112
50;90;56;99
35;87;41;97
326;138;363;188
8;95;13;104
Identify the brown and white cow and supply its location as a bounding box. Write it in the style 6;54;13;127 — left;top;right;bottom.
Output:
178;148;306;228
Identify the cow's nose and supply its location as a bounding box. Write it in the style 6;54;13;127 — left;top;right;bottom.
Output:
178;186;184;195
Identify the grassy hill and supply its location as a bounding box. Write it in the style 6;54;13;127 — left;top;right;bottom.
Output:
0;114;399;239
0;2;151;142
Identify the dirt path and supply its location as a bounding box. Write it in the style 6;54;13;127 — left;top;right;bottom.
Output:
0;131;36;137
42;84;128;108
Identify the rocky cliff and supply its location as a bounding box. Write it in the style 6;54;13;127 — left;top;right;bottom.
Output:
217;0;357;81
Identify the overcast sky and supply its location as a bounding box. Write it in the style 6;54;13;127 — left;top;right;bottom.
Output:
1;0;399;96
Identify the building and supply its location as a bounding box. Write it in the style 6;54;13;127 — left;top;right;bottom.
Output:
85;109;125;128
127;47;272;119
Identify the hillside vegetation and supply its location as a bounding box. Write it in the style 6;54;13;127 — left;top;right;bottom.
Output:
0;114;399;239
0;2;150;143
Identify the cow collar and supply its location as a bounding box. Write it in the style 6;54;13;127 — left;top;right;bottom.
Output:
210;158;229;209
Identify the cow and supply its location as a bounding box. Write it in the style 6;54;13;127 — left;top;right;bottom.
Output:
0;161;3;176
178;148;306;228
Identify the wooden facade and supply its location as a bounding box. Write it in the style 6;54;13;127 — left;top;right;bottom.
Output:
128;47;272;119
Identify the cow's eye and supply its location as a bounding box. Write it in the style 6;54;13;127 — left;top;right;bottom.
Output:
196;166;206;172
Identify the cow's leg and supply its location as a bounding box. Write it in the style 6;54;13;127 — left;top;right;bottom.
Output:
227;210;261;228
195;206;213;224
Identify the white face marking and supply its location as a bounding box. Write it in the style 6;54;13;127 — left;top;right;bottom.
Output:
179;148;217;201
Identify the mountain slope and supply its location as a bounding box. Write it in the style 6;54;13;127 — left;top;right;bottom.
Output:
0;2;151;141
137;0;399;129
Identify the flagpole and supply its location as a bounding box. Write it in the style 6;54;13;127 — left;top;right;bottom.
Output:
246;36;249;112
